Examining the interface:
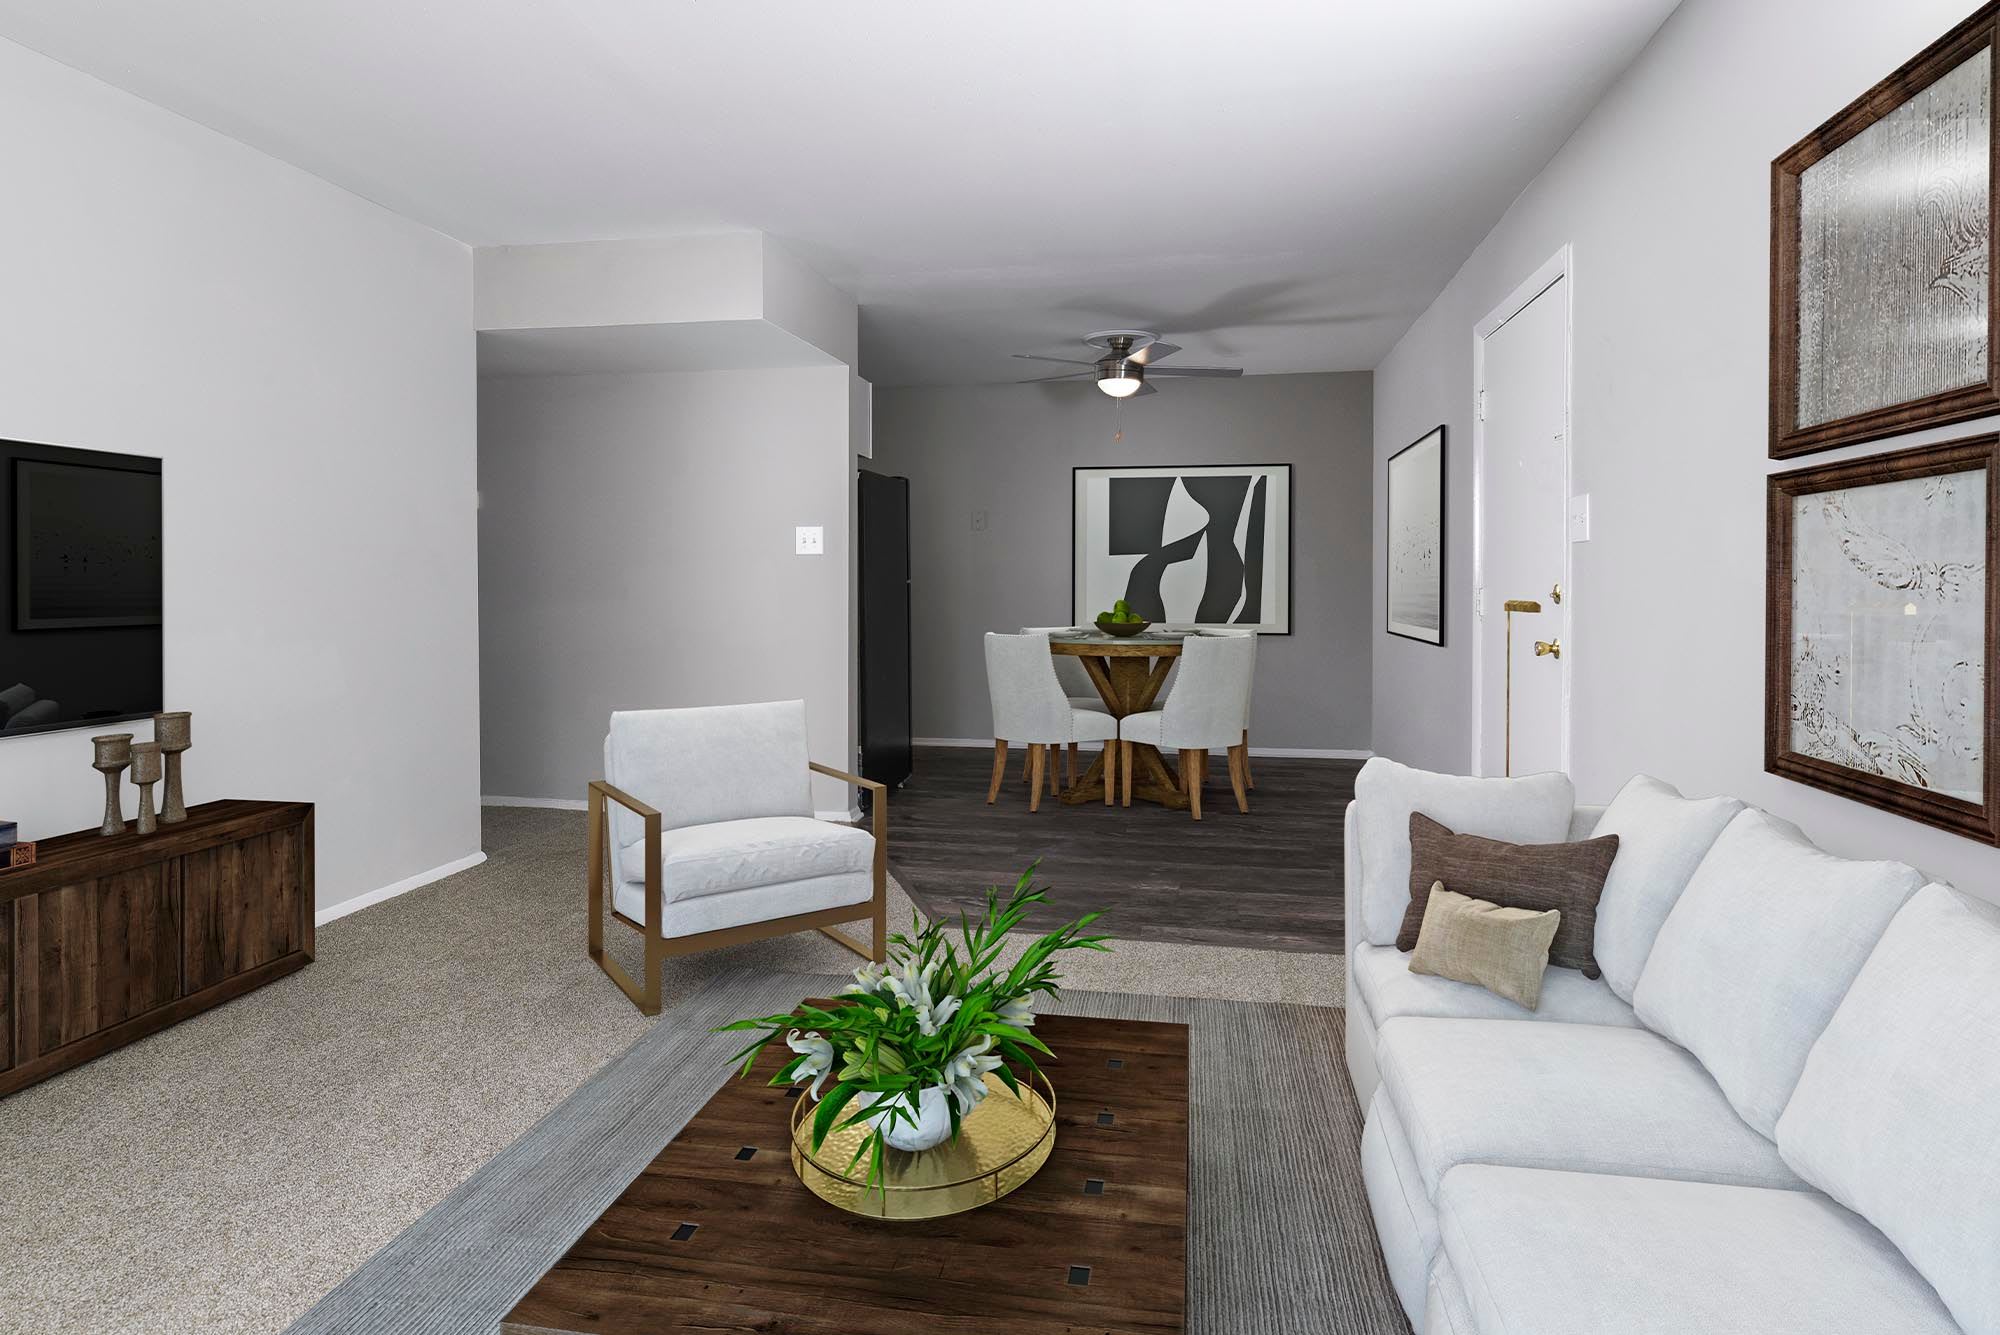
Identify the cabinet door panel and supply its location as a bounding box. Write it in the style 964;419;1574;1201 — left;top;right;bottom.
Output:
181;826;304;993
1;903;13;1072
15;866;181;1063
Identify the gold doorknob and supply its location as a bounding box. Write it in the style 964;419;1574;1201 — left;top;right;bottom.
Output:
1534;639;1561;659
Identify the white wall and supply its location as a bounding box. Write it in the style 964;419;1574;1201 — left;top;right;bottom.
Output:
0;38;481;914
477;366;856;811
873;374;1375;751
1371;0;2000;897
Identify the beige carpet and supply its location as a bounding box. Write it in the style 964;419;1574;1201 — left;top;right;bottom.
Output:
0;806;1344;1335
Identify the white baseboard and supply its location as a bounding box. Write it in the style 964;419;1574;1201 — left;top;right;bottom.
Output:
315;850;487;926
482;794;859;823
913;737;1372;761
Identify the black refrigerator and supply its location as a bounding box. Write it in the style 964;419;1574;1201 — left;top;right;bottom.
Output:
857;469;912;795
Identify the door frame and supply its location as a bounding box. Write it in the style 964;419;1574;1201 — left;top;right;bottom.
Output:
1470;244;1574;777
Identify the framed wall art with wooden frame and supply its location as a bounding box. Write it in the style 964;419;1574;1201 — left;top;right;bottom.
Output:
1767;434;2000;843
1770;4;2000;459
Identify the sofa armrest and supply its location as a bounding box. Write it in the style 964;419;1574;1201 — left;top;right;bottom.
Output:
1344;799;1363;962
1569;804;1606;841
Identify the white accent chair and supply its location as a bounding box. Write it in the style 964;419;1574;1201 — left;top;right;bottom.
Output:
588;699;885;1015
985;632;1121;811
1021;625;1108;788
1118;633;1255;819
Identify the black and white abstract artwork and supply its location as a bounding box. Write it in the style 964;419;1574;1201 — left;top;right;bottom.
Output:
1386;427;1444;644
1072;464;1290;633
1795;46;1991;430
1790;469;1986;801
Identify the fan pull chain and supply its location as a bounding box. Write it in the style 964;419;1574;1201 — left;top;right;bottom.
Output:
1114;397;1124;443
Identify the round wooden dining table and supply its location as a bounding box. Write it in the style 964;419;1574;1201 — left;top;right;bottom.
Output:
1047;628;1201;809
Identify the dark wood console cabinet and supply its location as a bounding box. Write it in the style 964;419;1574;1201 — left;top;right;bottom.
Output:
0;800;313;1098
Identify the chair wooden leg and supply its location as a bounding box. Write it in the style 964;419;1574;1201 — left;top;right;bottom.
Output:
1028;744;1046;813
1186;749;1206;820
986;739;1009;804
1103;737;1117;806
1049;749;1062;798
1067;741;1079;788
1242;728;1255;789
1228;744;1251;813
1121;740;1134;806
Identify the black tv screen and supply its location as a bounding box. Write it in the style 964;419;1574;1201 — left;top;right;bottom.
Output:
1;439;162;737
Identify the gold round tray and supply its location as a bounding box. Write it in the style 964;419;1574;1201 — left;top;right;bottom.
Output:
790;1071;1056;1220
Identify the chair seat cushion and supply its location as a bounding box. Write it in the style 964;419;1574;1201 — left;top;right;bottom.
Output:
613;871;872;938
1436;1165;1961;1335
1119;708;1166;748
1352;942;1641;1031
618;816;874;905
1069;695;1109;713
1377;1017;1804;1201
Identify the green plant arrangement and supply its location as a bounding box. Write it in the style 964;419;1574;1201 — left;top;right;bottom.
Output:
719;867;1109;1188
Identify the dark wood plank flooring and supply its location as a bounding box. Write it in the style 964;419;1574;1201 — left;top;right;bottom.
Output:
885;746;1356;954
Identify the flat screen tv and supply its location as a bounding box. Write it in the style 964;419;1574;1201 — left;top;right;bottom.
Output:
1;439;162;738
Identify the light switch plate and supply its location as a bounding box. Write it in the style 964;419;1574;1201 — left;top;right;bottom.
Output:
1567;494;1591;543
795;525;824;556
971;508;989;533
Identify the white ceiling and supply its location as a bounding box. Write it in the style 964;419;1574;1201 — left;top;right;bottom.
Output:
0;0;1680;386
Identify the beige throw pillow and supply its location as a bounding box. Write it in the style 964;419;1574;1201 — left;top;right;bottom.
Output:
1408;883;1561;1011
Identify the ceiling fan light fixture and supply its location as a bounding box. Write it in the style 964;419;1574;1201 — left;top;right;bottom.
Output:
1096;360;1143;398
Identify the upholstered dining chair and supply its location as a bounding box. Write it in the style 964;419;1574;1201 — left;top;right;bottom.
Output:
1117;633;1256;820
1020;625;1107;788
588;699;885;1015
1120;628;1260;789
985;632;1121;811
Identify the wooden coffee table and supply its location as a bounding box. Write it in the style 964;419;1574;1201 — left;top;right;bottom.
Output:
502;1012;1189;1334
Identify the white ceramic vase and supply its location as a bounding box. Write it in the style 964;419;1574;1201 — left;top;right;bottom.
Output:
861;1084;955;1152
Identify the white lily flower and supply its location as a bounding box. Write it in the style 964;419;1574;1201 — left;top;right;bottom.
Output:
943;1035;1003;1112
996;995;1036;1029
844;961;890;996
785;1029;835;1100
883;960;962;1036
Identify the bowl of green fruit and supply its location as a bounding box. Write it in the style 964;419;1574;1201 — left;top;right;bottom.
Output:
1095;601;1151;636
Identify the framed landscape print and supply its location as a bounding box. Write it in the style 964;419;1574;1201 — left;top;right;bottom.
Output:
1386;426;1445;644
1766;434;2000;843
1770;8;2000;458
1071;464;1291;633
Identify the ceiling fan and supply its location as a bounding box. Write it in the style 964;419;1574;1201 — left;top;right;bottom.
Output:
1013;330;1244;398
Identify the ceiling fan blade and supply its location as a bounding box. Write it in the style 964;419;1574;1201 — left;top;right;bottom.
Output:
1132;381;1159;396
1149;365;1243;378
1127;340;1182;365
1017;371;1095;383
1011;353;1098;367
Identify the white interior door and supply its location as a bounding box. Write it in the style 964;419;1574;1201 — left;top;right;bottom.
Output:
1476;272;1570;777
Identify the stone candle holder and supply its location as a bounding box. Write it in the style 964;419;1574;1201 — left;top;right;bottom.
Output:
154;711;192;824
130;742;163;835
91;733;134;836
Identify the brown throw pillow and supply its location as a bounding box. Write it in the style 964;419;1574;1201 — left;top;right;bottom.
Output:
1397;812;1618;978
1409;884;1563;1010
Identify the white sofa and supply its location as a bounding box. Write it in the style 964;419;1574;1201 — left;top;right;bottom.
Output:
1344;759;1999;1335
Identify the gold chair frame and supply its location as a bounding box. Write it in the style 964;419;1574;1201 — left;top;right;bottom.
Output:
586;761;888;1015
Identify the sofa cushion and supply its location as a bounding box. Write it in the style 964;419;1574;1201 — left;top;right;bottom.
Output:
1408;886;1563;1011
1353;758;1574;946
617;815;874;904
1352;942;1640;1031
1436;1166;1961;1335
1776;883;2000;1335
1397;814;1617;976
1376;1017;1803;1201
1632;809;1922;1138
1588;775;1744;1001
1360;1091;1437;1323
1425;1253;1476;1335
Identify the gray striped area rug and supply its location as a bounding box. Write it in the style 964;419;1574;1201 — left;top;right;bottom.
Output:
285;971;1407;1334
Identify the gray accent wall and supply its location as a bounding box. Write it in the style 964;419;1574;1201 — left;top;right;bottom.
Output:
871;373;1373;751
478;366;856;812
1370;0;2000;904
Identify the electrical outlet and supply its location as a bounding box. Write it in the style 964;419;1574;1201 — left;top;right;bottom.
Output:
795;525;824;556
1567;494;1592;543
